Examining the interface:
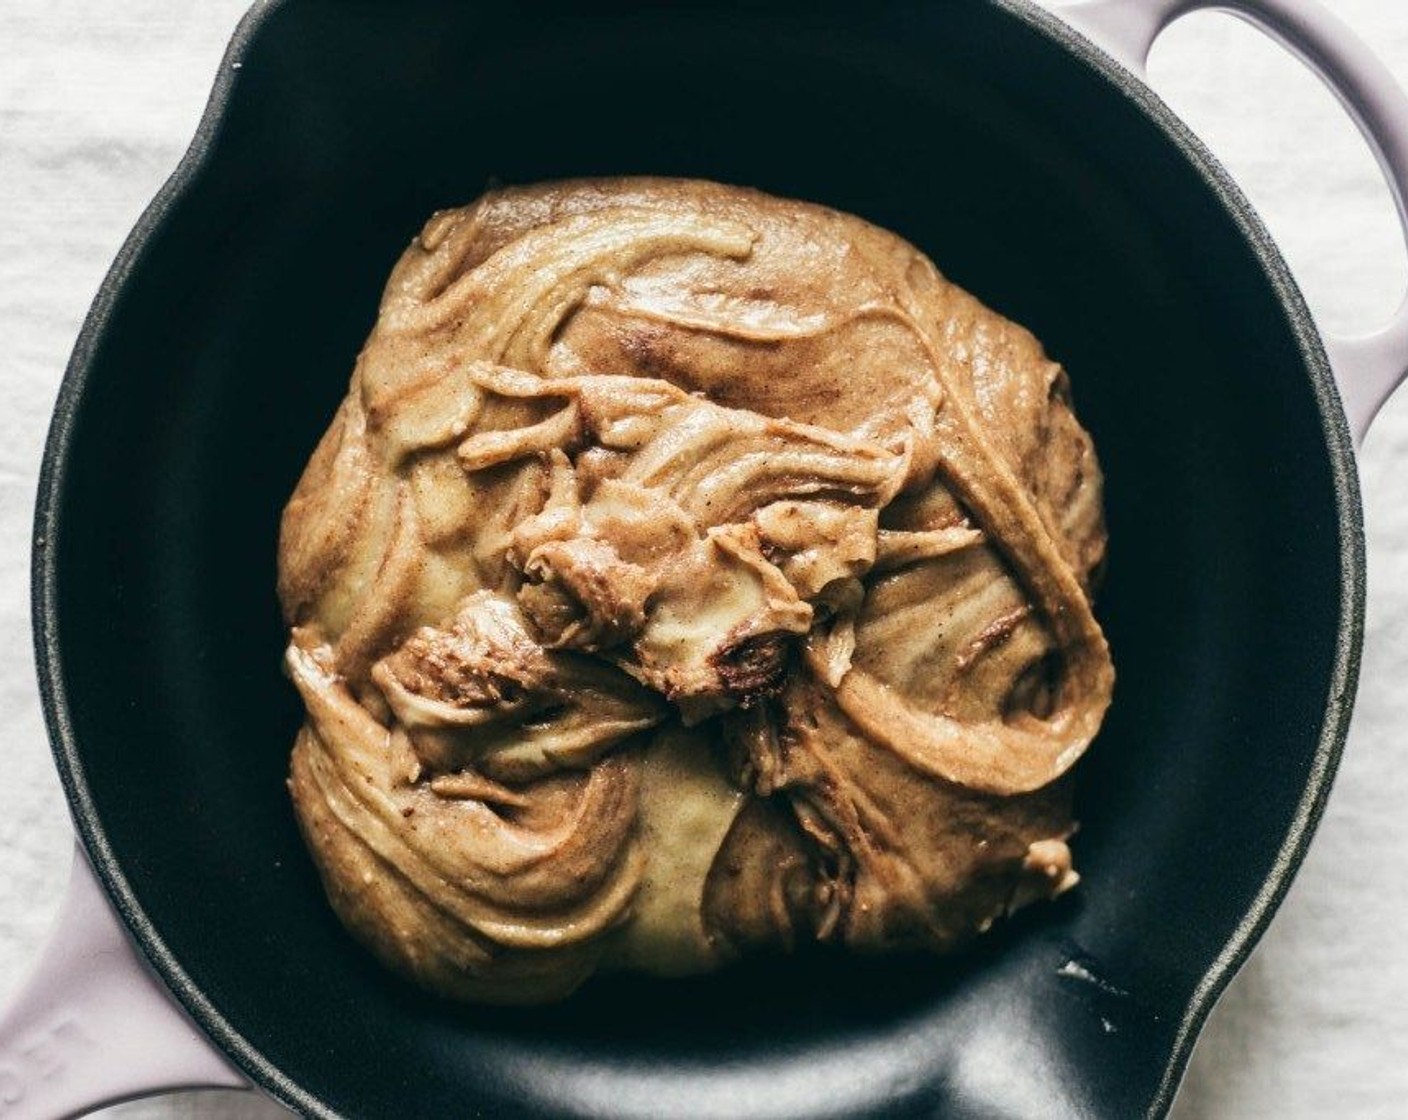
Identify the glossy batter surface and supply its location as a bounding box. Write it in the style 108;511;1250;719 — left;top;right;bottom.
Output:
278;179;1112;1004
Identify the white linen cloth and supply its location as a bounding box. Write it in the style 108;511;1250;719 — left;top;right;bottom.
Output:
0;2;1404;1116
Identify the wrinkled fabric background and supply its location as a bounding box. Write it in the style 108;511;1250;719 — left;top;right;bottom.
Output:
0;2;1404;1116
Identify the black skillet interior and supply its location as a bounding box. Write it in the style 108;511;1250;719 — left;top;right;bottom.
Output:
40;1;1357;1117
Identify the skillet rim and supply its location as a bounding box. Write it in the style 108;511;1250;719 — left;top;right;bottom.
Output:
29;1;1366;1117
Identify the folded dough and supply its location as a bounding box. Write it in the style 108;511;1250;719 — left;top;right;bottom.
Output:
279;178;1112;1004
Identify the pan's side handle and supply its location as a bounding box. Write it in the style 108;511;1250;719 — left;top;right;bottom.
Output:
1058;0;1408;446
0;844;248;1120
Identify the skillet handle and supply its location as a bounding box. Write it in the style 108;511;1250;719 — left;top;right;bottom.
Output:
0;844;248;1119
1057;0;1408;446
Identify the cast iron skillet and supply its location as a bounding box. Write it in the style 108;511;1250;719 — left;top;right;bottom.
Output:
18;0;1408;1117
